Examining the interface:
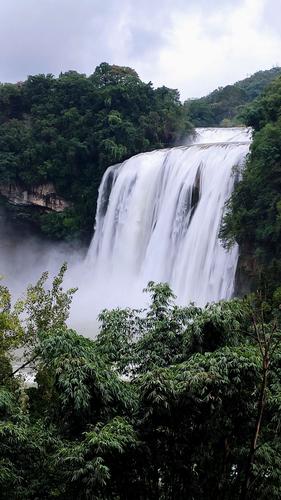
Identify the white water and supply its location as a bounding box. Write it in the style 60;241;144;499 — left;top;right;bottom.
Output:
78;127;250;320
192;127;252;144
1;127;251;334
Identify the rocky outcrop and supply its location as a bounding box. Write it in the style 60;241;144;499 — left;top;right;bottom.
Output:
0;183;71;212
234;244;259;296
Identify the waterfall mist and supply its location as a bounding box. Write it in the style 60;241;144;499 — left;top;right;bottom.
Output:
0;207;85;298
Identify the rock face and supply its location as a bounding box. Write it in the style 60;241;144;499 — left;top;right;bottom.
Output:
0;183;71;212
234;244;259;297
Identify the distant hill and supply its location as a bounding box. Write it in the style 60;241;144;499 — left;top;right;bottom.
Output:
185;67;281;127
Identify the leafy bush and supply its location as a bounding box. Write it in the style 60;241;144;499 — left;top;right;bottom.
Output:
1;269;281;498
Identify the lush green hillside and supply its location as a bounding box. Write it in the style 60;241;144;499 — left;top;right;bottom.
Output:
221;75;281;292
2;65;281;499
185;67;281;127
1;268;281;499
0;63;192;241
1;63;281;257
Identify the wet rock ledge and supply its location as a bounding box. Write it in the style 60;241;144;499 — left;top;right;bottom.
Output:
0;183;71;212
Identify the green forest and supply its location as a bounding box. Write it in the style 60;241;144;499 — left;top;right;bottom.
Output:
221;72;281;291
1;266;281;499
0;63;192;241
0;64;280;241
185;67;281;127
1;63;281;499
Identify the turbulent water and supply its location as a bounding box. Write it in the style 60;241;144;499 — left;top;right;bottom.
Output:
84;127;251;313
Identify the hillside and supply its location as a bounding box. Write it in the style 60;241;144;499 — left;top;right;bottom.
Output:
185;67;281;127
221;74;281;292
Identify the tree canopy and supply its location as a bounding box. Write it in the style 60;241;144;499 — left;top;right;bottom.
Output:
221;75;281;292
185;67;281;127
0;63;192;241
1;268;281;499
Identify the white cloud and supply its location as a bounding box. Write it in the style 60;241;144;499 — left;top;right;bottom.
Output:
0;0;280;98
132;0;281;98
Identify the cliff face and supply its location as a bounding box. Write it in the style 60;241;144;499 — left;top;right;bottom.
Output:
234;244;259;296
0;183;71;212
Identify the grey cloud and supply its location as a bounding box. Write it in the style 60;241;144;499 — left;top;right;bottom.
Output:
127;29;167;58
0;0;168;81
0;0;245;82
261;0;281;37
0;0;280;97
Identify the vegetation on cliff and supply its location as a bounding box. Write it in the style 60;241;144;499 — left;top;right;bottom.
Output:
221;75;281;292
185;67;281;127
1;65;280;242
1;267;281;499
0;63;192;240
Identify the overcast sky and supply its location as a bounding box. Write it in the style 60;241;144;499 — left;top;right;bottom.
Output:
0;0;280;99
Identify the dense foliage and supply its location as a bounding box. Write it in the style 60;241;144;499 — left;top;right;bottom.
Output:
1;267;281;499
0;63;192;240
1;65;279;242
221;75;281;291
185;67;281;127
2;65;281;497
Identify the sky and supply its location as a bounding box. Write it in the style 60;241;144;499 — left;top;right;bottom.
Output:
0;0;280;99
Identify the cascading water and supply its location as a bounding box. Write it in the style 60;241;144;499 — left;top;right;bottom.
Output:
0;127;251;332
84;127;251;313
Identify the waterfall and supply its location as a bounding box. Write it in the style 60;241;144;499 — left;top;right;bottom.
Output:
85;127;251;311
0;127;251;332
